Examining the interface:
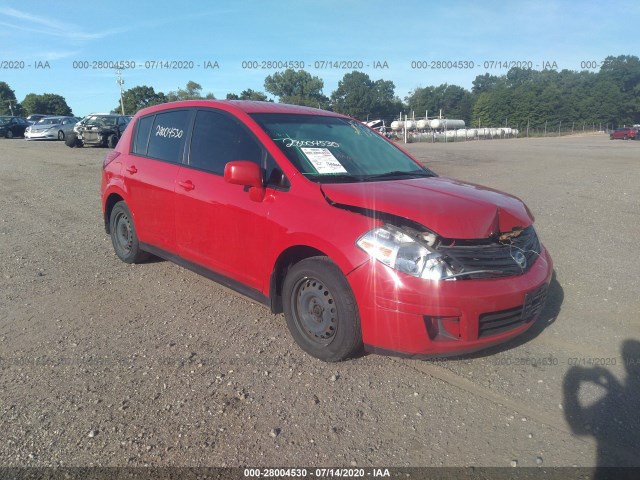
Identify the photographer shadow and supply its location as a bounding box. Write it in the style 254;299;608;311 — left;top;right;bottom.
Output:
563;339;640;475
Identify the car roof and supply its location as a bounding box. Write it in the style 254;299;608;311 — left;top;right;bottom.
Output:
136;100;343;119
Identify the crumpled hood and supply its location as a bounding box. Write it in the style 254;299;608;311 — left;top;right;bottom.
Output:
321;176;534;239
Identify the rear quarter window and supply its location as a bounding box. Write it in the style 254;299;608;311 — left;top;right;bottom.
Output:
132;115;153;155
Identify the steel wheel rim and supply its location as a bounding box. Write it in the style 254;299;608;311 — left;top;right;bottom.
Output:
114;212;133;254
291;276;337;345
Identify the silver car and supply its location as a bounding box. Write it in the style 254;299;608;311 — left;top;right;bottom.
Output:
25;116;80;141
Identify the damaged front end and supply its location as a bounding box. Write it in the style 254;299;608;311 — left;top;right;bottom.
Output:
77;124;111;146
357;220;541;281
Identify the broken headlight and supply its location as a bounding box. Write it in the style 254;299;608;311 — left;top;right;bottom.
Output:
356;225;454;280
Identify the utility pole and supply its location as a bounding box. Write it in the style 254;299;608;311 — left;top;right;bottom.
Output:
116;69;125;115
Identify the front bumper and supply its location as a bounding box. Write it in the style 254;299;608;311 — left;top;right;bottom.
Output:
25;130;57;140
347;246;553;357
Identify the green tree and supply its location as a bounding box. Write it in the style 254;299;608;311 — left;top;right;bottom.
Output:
114;85;166;114
21;93;72;116
225;89;271;101
166;81;215;102
471;92;492;127
264;69;329;108
406;84;473;125
599;55;640;124
330;71;403;120
0;82;21;115
471;73;502;94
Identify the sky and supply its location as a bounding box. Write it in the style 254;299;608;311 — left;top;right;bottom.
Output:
1;0;638;116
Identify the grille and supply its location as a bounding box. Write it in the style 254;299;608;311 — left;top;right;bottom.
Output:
478;283;548;338
438;226;541;279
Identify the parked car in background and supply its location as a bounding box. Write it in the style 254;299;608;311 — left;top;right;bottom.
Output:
26;114;50;125
610;127;637;140
0;116;29;138
67;113;130;148
25;116;80;141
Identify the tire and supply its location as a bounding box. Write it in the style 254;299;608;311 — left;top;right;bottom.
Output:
65;133;80;148
109;201;149;264
107;134;118;148
6;130;14;139
282;256;362;362
623;135;628;140
58;130;65;141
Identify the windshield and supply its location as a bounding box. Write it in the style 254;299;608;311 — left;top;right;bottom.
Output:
85;116;117;126
37;118;61;125
250;113;435;183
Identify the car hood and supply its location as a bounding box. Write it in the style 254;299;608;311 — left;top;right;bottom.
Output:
30;124;60;130
320;176;533;239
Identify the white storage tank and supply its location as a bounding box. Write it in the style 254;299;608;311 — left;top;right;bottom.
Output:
466;129;477;138
455;129;467;138
405;120;417;131
390;120;404;131
416;119;429;130
430;119;466;130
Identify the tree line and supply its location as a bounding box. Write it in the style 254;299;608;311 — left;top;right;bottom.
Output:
2;55;637;128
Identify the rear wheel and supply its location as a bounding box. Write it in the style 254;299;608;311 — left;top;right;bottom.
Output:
6;130;14;139
109;201;149;264
107;134;118;148
283;257;363;362
623;135;628;140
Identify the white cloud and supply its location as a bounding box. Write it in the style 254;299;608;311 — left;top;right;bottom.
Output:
0;7;126;41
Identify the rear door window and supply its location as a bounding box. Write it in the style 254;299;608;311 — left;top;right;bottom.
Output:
146;110;190;163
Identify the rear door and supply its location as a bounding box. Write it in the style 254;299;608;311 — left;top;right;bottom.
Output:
174;108;277;290
122;109;192;251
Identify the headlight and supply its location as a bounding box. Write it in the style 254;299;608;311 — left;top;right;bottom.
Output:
356;225;454;280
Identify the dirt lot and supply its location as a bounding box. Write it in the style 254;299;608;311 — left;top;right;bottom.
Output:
1;134;639;469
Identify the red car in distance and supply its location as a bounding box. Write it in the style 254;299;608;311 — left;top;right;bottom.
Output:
610;127;638;140
101;100;553;362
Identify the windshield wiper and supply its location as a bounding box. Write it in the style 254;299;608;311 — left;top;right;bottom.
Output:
306;173;363;183
361;170;434;181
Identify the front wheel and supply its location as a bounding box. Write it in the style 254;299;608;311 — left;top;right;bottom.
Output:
107;134;118;148
109;201;149;264
65;134;81;147
283;257;363;362
58;130;65;141
6;130;14;139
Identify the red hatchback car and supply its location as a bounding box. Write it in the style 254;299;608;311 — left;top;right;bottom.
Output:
101;101;553;361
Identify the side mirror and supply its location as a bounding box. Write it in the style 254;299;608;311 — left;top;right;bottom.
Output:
224;160;266;202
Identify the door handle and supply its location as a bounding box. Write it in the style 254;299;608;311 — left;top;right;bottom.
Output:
126;165;137;174
178;180;195;191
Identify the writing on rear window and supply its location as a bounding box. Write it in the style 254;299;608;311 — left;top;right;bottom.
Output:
155;125;183;139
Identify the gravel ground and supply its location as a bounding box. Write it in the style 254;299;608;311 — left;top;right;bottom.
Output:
0;134;638;469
